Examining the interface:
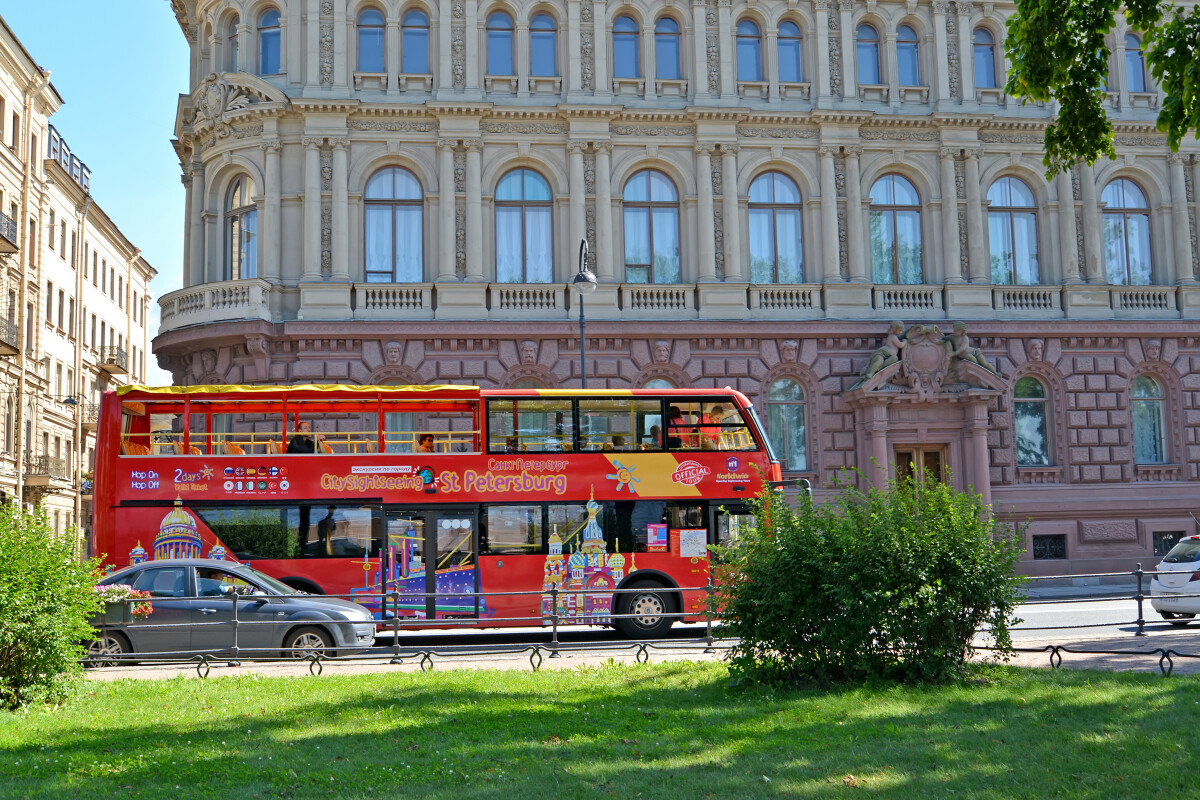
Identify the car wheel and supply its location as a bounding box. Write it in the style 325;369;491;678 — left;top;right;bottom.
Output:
284;625;334;658
86;630;131;668
1166;612;1196;628
615;582;675;639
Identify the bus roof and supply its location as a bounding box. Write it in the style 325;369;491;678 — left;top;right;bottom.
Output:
114;384;753;404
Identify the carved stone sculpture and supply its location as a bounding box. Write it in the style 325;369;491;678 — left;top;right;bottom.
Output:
859;321;906;379
944;321;996;374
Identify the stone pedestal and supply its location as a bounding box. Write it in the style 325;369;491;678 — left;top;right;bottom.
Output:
433;283;488;320
944;285;995;318
697;283;750;319
823;284;876;318
297;283;353;320
1063;286;1114;320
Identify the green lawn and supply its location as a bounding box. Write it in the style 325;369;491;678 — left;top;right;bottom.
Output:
0;662;1196;799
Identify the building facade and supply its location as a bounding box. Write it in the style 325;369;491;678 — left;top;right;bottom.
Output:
0;15;155;537
158;0;1200;574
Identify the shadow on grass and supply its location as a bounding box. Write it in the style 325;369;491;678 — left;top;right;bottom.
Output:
2;663;1198;799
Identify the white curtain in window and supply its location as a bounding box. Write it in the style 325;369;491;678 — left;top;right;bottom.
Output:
775;209;803;282
394;206;422;282
365;206;392;281
525;207;553;282
895;210;922;284
651;208;680;283
748;208;773;283
496;207;523;282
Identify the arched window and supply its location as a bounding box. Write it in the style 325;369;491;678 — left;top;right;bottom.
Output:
364;167;424;282
767;378;807;472
530;14;557;77
357;8;385;72
1101;179;1152;285
896;25;919;86
225;177;258;280
623;169;680;284
487;12;515;75
1125;34;1146;93
869;175;922;284
643;378;675;389
258;9;281;74
736;20;762;82
748;172;804;283
1132;375;1166;464
227;17;240;72
778;21;803;83
987;177;1039;285
655;18;682;80
856;24;880;84
1014;376;1050;466
495;169;553;283
402;10;430;74
613;16;639;78
511;378;546;389
973;28;996;89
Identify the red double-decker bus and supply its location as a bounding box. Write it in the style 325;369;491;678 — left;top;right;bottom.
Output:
91;384;778;636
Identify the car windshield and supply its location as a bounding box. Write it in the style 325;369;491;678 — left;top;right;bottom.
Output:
234;565;303;594
1162;540;1200;564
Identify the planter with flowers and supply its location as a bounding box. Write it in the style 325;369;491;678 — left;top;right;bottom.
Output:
92;584;153;625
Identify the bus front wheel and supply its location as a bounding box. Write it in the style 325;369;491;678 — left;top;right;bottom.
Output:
615;582;674;639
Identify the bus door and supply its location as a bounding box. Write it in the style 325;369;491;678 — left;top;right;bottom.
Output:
713;503;756;549
383;508;479;620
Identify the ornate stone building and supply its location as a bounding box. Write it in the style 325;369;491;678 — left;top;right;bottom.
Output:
0;14;156;534
159;0;1200;574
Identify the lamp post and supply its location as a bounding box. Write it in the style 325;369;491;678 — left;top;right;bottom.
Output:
572;239;597;388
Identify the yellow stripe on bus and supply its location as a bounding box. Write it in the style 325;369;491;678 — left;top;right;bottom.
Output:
601;453;703;497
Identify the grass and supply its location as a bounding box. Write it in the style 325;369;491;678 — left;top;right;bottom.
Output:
0;661;1197;799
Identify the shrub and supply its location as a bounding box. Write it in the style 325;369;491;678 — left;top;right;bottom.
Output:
0;504;102;708
717;474;1024;684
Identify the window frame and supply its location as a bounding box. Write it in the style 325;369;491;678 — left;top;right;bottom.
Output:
735;19;763;83
868;174;923;284
357;7;386;73
622;169;681;285
654;17;682;81
495;168;554;284
223;177;258;281
1125;33;1147;93
777;20;803;84
986;176;1040;285
1013;375;1051;467
487;12;515;76
364;166;425;283
855;24;881;85
613;15;640;79
747;172;804;284
896;24;920;86
1101;178;1153;286
401;10;431;74
530;13;558;77
972;27;997;90
258;8;282;75
1131;374;1167;465
766;377;808;472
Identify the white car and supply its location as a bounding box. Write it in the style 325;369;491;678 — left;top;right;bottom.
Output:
1151;535;1200;626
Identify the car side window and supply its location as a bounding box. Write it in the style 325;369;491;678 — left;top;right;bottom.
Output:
130;567;187;598
196;568;258;596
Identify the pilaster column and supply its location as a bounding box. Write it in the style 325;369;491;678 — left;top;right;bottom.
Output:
814;0;832;103
819;145;839;283
515;22;530;95
306;0;320;85
303;137;323;281
566;0;582;93
386;13;401;93
464;139;484;280
1169;152;1194;284
333;1;348;88
1190;156;1200;283
1079;161;1102;282
839;0;856;100
1113;32;1129;110
932;2;951;103
438;139;458;280
721;144;743;280
1056;168;1081;283
208;30;222;75
969;403;992;506
696;145;717;281
331;138;350;280
884;32;899;105
765;31;780;101
592;0;609;97
569;141;588;272
963;148;987;282
189;161;206;286
595;143;614;281
263;140;282;282
181;172;193;287
692;0;709;101
718;0;734;98
642;23;657;100
465;0;479;91
844;146;867;282
939;148;963;282
236;24;252;72
955;1;975;102
438;0;453;90
865;405;890;491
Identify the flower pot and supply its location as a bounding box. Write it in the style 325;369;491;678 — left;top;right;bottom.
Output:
91;602;132;626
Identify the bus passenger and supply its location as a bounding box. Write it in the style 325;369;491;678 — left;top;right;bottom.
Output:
418;433;436;453
700;405;726;450
612;435;627;450
288;421;326;453
666;406;695;449
505;437;520;453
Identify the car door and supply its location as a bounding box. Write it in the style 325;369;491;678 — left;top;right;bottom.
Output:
123;566;194;654
190;567;290;654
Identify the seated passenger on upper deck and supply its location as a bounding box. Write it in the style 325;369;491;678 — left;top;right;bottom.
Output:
418;433;436;453
287;421;326;454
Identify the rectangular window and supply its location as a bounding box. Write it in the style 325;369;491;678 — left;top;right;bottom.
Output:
48;210;55;249
486;398;575;453
109;267;115;298
60;221;65;254
67;368;73;396
57;290;64;329
68;297;75;333
100;260;106;292
92;253;98;285
100;320;106;351
55;363;62;396
578;398;661;451
83;243;88;277
45;281;52;322
90;314;96;349
119;276;124;306
11;113;19;153
1031;534;1067;560
133;292;139;322
483;504;543;555
70;231;76;267
1154;531;1184;557
26;302;33;350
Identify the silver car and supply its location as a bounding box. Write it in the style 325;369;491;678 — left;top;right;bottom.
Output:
1151;535;1200;626
88;558;376;663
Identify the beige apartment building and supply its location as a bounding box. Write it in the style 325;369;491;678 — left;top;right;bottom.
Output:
158;0;1200;574
0;16;155;536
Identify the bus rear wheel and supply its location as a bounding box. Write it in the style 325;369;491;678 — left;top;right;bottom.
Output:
615;582;674;639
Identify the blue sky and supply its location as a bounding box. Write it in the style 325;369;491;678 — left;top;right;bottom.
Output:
2;2;191;383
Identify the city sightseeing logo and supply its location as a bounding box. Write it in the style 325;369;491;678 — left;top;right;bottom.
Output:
671;460;710;486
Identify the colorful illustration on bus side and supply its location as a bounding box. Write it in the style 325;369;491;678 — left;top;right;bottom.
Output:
541;490;636;625
605;459;641;494
128;499;230;565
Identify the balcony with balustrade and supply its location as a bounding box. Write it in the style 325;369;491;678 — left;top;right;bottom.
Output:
23;453;70;487
98;345;128;375
0;212;17;254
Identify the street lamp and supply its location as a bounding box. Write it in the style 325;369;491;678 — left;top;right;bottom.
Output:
572;239;597;388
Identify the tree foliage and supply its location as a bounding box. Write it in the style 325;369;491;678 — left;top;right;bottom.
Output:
0;505;102;709
1006;0;1200;177
716;476;1024;685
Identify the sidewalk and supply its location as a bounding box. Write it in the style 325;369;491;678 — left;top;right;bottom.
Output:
1020;575;1141;601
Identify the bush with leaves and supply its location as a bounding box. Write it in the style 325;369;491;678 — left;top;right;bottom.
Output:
0;504;102;708
717;475;1024;684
